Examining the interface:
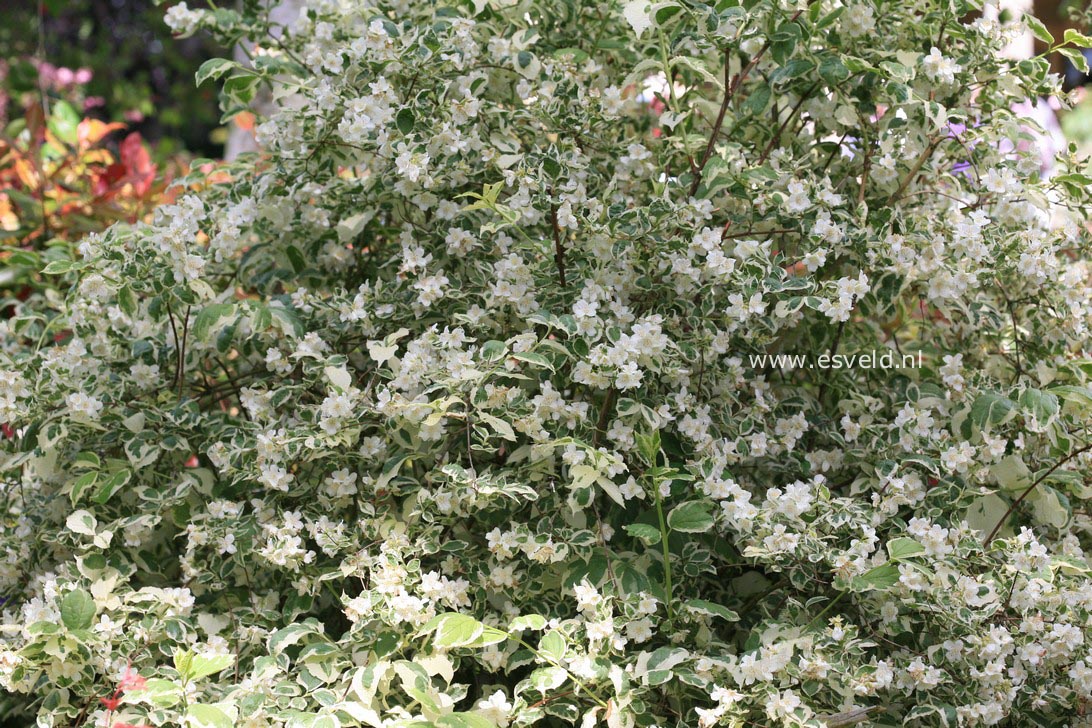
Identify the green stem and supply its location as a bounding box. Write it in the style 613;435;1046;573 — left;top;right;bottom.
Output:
514;638;610;708
658;31;679;112
805;590;847;631
652;478;674;620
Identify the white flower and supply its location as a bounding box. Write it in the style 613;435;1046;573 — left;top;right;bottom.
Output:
922;46;960;85
66;392;104;421
164;2;203;35
475;691;513;726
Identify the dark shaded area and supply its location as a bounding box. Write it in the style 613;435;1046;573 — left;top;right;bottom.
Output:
0;0;225;158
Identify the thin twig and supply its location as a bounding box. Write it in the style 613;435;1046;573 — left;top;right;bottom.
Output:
549;200;566;287
757;82;817;165
984;441;1092;546
165;302;181;389
177;306;191;400
592;387;617;448
690;8;805;197
689;49;733;196
889;137;940;203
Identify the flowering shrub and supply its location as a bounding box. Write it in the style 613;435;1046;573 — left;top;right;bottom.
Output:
4;1;1092;727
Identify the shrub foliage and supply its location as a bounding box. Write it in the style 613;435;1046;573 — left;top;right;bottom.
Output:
3;1;1092;727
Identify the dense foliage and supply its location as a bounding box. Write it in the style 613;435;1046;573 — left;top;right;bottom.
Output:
3;0;1092;726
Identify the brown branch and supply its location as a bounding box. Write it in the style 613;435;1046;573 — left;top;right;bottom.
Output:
889;137;940;203
177;306;191;400
165;302;181;389
592;387;617;448
722;227;798;240
690;8;806;196
857;131;872;208
689;48;734;197
529;690;575;709
549;201;566;287
757;82;817;166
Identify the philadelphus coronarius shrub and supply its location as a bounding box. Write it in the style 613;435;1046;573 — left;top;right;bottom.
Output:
5;0;1092;726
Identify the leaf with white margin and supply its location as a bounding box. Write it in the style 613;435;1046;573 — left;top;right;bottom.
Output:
66;509;97;536
623;0;653;37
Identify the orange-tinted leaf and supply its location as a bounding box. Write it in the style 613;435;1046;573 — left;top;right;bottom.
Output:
234;111;256;132
13;158;40;190
77;119;125;151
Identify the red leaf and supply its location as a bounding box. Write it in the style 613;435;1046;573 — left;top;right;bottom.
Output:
118;133;155;197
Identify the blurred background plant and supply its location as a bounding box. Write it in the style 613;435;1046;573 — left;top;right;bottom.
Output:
0;0;225;157
0;0;225;317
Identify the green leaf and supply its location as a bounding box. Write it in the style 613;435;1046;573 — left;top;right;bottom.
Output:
682;599;739;621
173;649;194;679
192;303;237;343
68;471;99;505
40;260;82;275
474;626;510;647
60;589;96;630
196;58;237;86
635;429;661;464
529;665;568;691
187;704;233;728
423;613;485;649
1051;385;1092;410
478;412;517;441
966;493;1012;539
268;620;324;655
140;678;183;708
73;451;101;470
818;55;850;85
1025;14;1054;44
991;454;1031;492
92;469;131;504
624;523;662;545
481;339;507;361
65;509;98;536
511;351;555;371
286;245;307;274
1019;388;1059;423
742;84;771;116
771;58;815;84
849;563;900;592
538;630;566;663
188;653;234;681
1065;28;1092;47
436;714;497;728
666;500;714;533
508;614;547;631
48;100;80;145
969;391;1016;432
1059;47;1089;75
885;537;925;561
396;108;415;134
1028;485;1069;529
